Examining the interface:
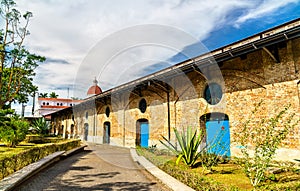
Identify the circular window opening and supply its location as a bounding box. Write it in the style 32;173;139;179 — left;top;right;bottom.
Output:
105;107;110;117
139;98;147;113
204;83;223;105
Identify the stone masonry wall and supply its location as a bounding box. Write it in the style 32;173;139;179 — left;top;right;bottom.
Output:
53;37;300;159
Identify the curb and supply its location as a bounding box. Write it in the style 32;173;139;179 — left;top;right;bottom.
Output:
130;148;195;191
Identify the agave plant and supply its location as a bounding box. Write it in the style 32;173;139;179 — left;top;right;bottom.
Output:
32;118;50;135
160;127;205;168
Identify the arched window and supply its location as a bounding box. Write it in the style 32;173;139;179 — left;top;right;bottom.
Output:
105;107;110;117
204;83;223;105
139;98;147;113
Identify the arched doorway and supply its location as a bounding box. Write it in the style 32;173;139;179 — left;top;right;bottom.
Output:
70;124;74;138
136;119;149;148
83;123;89;141
200;113;230;157
103;122;111;144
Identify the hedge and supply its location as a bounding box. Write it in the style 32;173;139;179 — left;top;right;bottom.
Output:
0;139;81;179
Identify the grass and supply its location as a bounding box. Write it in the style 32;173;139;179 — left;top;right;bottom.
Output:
136;147;300;191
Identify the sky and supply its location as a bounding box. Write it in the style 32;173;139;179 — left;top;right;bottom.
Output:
7;0;300;115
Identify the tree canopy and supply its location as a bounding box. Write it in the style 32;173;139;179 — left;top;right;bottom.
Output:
39;93;48;98
49;92;59;98
0;0;45;109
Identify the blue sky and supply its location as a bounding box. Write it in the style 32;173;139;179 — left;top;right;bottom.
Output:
9;0;300;115
203;3;300;50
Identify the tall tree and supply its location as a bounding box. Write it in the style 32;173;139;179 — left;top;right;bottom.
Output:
31;86;38;115
49;92;59;98
0;0;45;109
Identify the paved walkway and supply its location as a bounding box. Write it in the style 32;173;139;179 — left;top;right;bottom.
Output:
15;144;170;191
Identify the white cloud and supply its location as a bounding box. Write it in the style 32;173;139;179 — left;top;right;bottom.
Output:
11;0;298;103
234;0;300;26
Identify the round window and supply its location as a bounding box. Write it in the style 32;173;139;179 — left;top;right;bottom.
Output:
139;98;147;113
204;83;223;105
105;107;110;117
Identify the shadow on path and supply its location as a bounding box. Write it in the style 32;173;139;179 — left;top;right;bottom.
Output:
45;181;157;191
15;146;165;191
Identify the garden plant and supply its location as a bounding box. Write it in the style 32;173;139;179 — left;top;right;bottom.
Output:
234;102;299;187
160;126;205;168
160;126;228;170
32;118;50;135
0;109;29;147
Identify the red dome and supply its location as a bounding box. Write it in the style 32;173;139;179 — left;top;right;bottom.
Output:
87;78;102;96
87;85;102;95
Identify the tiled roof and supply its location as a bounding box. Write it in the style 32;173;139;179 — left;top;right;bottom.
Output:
38;98;83;102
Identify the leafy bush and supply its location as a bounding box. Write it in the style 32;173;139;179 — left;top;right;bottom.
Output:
0;110;29;147
198;152;229;171
234;103;299;187
0;139;81;180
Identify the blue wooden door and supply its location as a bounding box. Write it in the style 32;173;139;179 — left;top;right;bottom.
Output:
205;120;230;157
140;122;149;148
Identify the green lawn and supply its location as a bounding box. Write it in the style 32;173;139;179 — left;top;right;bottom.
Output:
136;147;300;191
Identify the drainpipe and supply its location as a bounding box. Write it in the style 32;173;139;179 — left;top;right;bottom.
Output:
94;107;96;142
297;80;300;108
173;95;181;150
167;89;171;141
123;108;126;147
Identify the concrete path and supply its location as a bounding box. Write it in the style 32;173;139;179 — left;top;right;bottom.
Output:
15;144;170;191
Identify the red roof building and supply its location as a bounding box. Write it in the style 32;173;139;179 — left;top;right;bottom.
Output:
36;97;83;117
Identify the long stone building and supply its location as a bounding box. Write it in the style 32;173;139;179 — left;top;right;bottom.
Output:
50;19;300;160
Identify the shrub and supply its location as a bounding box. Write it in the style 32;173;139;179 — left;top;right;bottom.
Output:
234;103;298;187
0;139;81;180
0;110;29;147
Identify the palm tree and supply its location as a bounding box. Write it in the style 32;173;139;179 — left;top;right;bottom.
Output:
49;92;59;98
39;93;48;98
